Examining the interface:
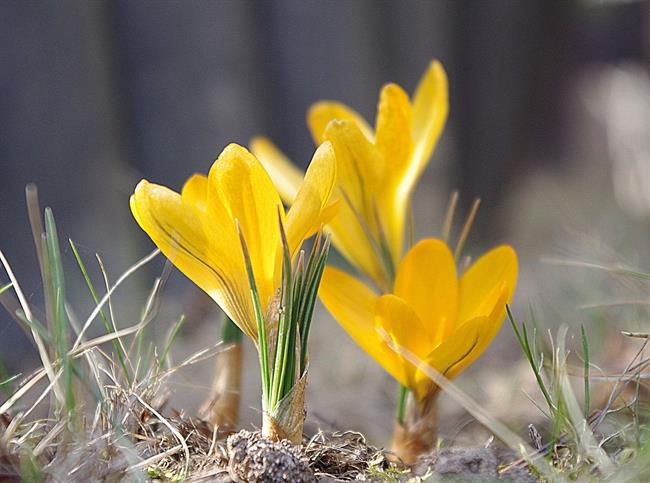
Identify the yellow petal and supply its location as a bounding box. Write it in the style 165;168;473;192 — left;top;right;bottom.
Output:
285;141;337;253
308;101;374;145
327;205;389;290
458;245;518;323
373;83;413;261
411;315;483;400
322;120;388;287
375;83;413;181
249;136;304;204
130;180;256;338
409;60;449;186
303;198;341;239
324;119;384;215
441;288;510;382
181;174;209;212
319;267;405;385
208;144;284;314
393;239;458;345
375;294;432;389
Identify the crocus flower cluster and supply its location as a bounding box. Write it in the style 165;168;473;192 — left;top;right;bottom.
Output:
130;59;518;464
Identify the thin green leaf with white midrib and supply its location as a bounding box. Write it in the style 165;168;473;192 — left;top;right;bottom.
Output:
44;208;77;423
237;216;330;416
69;239;131;384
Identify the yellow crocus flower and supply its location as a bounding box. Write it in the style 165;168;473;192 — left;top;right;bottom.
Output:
130;142;336;341
319;239;518;401
251;60;448;291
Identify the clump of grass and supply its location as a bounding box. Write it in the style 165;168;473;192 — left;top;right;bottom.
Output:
506;303;649;480
0;186;228;481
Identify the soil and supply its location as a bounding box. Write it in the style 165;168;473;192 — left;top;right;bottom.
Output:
153;419;538;482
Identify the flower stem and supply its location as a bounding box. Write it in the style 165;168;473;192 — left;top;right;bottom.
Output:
222;316;243;343
396;384;409;424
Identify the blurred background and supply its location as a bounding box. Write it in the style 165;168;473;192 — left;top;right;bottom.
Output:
1;0;648;445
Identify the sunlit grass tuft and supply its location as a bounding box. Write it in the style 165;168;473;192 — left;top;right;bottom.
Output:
0;186;220;481
506;304;648;480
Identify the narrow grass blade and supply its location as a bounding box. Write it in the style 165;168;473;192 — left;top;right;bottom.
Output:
580;324;590;418
0;356;19;398
134;260;172;375
454;198;480;261
237;220;270;404
26;184;55;339
16;311;52;344
297;234;330;373
0;282;12;295
158;315;186;372
72;248;159;350
507;305;556;415
0;249;62;403
44;208;77;420
19;450;42;482
441;190;459;243
69;239;131;383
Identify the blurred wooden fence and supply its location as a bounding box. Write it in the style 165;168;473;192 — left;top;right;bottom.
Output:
0;0;645;367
